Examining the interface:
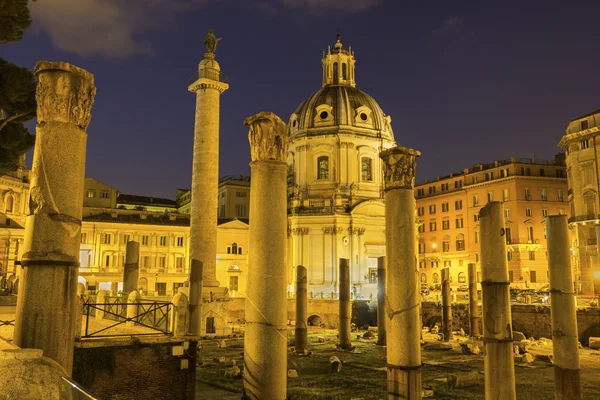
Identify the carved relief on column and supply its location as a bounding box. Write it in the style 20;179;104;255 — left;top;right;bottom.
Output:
292;227;309;236
245;112;288;162
379;146;421;191
35;61;96;129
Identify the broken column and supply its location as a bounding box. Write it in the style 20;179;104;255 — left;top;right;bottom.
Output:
380;146;422;399
377;256;386;346
187;30;229;335
479;201;516;400
338;258;352;350
295;265;308;353
13;61;95;375
243;112;288;400
123;241;140;294
442;267;452;341
468;263;480;338
547;215;582;400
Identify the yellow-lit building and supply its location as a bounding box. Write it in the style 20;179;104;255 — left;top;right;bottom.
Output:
559;109;600;294
416;156;568;290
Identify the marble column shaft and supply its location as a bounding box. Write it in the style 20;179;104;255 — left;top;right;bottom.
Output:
187;51;228;335
243;112;288;400
468;263;480;338
441;268;452;342
14;61;95;375
381;146;422;400
338;258;352;349
123;241;140;293
295;265;308;353
377;256;386;346
479;201;516;400
547;216;582;400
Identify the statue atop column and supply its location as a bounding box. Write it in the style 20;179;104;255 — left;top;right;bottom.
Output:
204;28;222;54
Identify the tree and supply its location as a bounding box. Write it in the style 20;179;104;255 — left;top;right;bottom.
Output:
0;0;36;174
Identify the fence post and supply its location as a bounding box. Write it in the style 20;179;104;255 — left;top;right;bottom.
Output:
126;290;140;327
75;294;83;340
95;290;107;320
171;292;189;336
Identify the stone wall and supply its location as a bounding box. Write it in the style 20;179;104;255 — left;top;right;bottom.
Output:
73;336;197;400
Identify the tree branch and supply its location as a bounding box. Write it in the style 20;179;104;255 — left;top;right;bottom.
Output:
0;112;30;132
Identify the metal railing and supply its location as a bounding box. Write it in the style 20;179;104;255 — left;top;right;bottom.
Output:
81;298;172;338
189;69;228;84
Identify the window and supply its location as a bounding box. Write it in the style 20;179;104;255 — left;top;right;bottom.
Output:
501;169;509;178
509;271;514;282
530;271;537;283
505;228;512;244
458;272;466;283
230;276;239;292
442;202;449;212
159;236;167;246
475;231;479;243
455;180;462;188
122;234;130;244
158;257;166;269
417;207;425;216
526;208;532;217
87;190;95;198
105;255;110;267
177;237;184;247
444;260;451;269
474;214;480;222
581;120;589;130
317;156;329;180
232;242;238;254
221;192;226;198
507;251;512;261
431;261;439;268
417;188;425;197
485;172;493;181
429;221;437;231
236;204;247;217
141;235;149;246
429;186;436;194
419;261;425;269
429;205;436;214
219;204;225;217
528;226;534;243
476;253;479;262
361;157;373;181
456;235;465;251
487;192;493;203
442;220;450;230
503;189;509;202
442;240;450;252
524;188;531;200
236;191;247;197
441;183;449;191
557;189;564;202
541;188;547;201
421;273;427;283
584;192;596;218
455;218;464;228
473;195;479;207
529;251;536;261
418;224;425;233
455;200;463;210
141;256;150;268
542;209;548;217
176;257;184;270
100;191;110;199
418;242;425;254
504;209;510;218
101;234;111;244
581;139;590;149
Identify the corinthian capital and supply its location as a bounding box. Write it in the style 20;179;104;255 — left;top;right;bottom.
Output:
34;61;96;130
380;146;420;191
245;112;288;162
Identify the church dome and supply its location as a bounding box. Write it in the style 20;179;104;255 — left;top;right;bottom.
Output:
289;85;394;141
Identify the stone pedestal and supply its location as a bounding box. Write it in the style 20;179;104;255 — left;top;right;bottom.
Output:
243;112;288;400
479;202;516;400
547;215;582;400
377;256;386;346
380;146;422;400
187;46;229;336
295;265;308;353
13;61;95;375
338;258;352;350
441;268;452;342
468;263;480;338
123;241;140;294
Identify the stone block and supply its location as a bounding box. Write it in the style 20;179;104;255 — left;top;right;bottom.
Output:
589;337;600;349
287;369;299;378
513;331;526;341
424;343;452;351
521;353;535;364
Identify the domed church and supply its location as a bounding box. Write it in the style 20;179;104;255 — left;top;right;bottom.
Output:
286;35;396;299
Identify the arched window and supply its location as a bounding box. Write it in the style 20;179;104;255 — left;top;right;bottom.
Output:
5;195;13;213
317;156;329;180
333;62;339;84
342;63;347;80
361;157;372;181
231;242;238;254
456;233;465;251
433;273;439;283
458;272;466;283
421;273;427;283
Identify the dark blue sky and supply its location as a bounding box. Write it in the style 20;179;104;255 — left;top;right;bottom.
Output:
4;0;600;198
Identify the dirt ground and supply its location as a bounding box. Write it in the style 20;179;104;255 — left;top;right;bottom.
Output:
196;327;600;399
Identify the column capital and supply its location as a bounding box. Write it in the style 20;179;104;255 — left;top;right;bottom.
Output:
380;146;420;191
34;61;96;129
245;112;288;162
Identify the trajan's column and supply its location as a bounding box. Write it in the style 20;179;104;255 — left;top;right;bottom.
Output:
187;29;229;335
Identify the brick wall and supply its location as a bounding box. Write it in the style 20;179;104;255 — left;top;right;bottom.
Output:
73;337;197;400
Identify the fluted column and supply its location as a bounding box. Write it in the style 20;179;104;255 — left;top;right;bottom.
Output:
243;112;288;400
187;34;229;335
380;146;422;400
14;61;95;375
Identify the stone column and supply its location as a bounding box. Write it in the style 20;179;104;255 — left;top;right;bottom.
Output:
338;258;352;349
171;292;189;337
295;265;308;353
468;263;480;338
547;215;582;400
243;112;288;400
123;241;140;294
377;256;386;346
187;36;229;335
380;146;422;400
441;267;452;342
126;290;140;327
13;61;95;375
479;201;516;400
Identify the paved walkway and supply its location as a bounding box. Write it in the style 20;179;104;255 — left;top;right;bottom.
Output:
196;381;241;400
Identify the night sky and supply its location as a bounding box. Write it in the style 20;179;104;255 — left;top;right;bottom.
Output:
4;0;600;199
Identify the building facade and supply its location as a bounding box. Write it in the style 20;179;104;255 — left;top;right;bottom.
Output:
559;109;600;294
416;156;568;290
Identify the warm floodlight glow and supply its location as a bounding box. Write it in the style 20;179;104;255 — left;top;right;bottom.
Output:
593;270;600;279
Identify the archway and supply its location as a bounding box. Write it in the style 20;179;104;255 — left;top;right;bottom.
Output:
307;314;323;327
